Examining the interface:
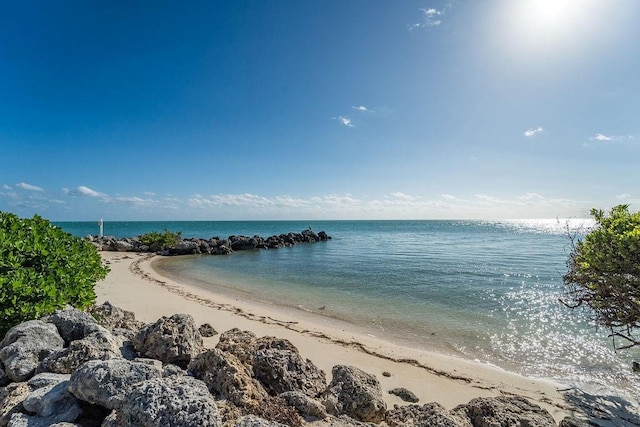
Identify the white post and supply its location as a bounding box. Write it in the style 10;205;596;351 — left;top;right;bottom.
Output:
98;218;103;238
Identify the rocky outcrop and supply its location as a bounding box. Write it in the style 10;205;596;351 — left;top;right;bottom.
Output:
0;304;569;427
323;365;387;423
0;321;64;382
132;314;202;367
452;396;556;427
88;229;331;256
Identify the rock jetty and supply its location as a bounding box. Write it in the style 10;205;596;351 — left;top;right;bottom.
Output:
0;303;583;427
86;229;331;256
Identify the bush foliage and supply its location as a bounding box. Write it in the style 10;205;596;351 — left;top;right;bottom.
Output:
563;204;640;349
0;212;109;336
139;229;182;251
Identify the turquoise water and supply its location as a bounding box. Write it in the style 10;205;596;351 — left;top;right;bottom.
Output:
58;219;640;400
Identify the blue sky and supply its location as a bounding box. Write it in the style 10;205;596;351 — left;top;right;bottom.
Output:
1;1;638;220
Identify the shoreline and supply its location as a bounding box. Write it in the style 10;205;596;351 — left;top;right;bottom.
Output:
95;251;579;422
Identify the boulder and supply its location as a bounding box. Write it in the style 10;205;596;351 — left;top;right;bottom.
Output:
559;416;594;427
253;347;326;398
133;314;202;367
385;403;472;427
188;348;267;408
113;240;135;252
45;307;103;344
168;241;200;255
22;379;81;422
230;236;258;251
67;358;162;410
89;302;145;332
388;387;419;403
323;365;386;423
115;375;221;427
452;396;556;427
0;382;30;427
279;391;327;419
216;329;258;368
0;321;65;382
38;329;131;374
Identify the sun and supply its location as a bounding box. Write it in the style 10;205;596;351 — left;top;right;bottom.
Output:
495;0;603;58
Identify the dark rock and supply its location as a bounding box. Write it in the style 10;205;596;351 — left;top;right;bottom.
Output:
67;358;162;410
388;387;419;403
386;402;472;427
382;371;391;377
230;236;259;251
115;375;221;427
113;240;135;252
323;365;386;423
133;314;203;367
0;321;65;382
188;348;267;409
559;416;596;426
199;323;218;337
168;241;200;255
452;396;556;427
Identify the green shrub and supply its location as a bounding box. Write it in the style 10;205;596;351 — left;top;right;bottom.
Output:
563;204;640;349
0;212;109;336
139;229;182;251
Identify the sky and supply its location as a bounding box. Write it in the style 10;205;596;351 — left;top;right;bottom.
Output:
1;1;639;221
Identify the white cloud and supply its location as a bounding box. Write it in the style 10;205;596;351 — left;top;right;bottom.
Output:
524;127;544;137
590;133;635;143
2;184;11;190
410;8;443;30
352;105;371;112
592;133;613;141
75;186;107;198
334;116;354;127
617;193;632;200
16;182;44;191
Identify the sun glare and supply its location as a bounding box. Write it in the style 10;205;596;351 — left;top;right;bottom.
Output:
494;0;604;60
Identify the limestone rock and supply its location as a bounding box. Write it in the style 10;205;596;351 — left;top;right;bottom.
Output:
0;321;64;382
188;348;267;408
388;387;419;403
279;391;327;419
113;240;134;252
45;307;103;345
89;302;144;332
27;373;70;390
22;380;81;421
323;365;386;423
234;415;287;427
216;329;258;368
0;382;30;427
133;314;202;367
559;416;594;427
116;375;221;427
386;403;472;427
67;358;162;410
199;323;218;337
168;241;200;255
253;347;326;398
38;329;129;374
452;396;556;427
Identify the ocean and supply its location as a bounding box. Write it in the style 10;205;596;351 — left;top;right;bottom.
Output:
57;219;640;402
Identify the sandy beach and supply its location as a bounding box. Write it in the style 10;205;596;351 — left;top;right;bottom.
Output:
95;251;577;423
